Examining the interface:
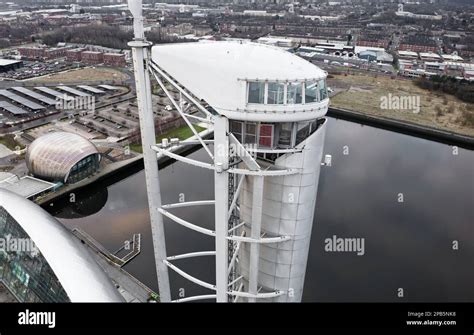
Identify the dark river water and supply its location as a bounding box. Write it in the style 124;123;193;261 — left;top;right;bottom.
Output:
49;118;474;302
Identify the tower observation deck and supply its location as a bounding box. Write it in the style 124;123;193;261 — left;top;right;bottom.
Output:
128;0;330;302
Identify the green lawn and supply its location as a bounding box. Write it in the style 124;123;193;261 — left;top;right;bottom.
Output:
0;135;24;151
130;124;206;153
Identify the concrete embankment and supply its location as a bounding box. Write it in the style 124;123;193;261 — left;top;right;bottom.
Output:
328;107;474;150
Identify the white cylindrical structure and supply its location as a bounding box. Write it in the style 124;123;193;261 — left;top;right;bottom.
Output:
238;119;327;302
150;41;329;302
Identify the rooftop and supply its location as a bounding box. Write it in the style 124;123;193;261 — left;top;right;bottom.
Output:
0;101;28;115
0;90;45;111
0;189;124;302
442;54;464;61
0;174;56;199
419;52;442;59
398;51;419;56
152;41;328;122
0;59;21;66
154;41;326;81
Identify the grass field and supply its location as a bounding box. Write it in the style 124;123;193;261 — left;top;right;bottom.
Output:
328;73;474;137
29;67;129;83
130;124;206;153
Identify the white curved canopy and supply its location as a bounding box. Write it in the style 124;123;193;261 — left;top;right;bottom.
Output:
152;41;329;122
0;189;123;302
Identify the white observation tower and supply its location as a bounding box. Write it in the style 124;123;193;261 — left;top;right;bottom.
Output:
128;0;330;302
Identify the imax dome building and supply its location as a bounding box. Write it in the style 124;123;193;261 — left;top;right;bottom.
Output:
26;132;100;184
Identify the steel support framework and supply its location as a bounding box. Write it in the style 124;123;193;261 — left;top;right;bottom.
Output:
128;40;171;302
127;0;294;303
144;62;295;302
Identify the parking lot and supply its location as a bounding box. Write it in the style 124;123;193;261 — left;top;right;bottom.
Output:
0;83;127;128
0;59;80;81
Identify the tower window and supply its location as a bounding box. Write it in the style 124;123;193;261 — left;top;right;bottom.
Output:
305;81;318;103
230;121;243;142
248;82;265;104
267;82;285;104
319;79;328;100
296;121;311;145
244;123;257;144
278;122;293;147
287;82;303;104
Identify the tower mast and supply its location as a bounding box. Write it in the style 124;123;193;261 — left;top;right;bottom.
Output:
127;0;171;302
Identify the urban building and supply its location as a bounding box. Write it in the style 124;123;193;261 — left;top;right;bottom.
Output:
398;50;419;61
419;52;442;63
80;51;104;64
103;53;126;66
66;48;86;62
0;172;56;201
17;47;46;60
395;7;442;21
0;59;22;73
0;188;123;302
25;132;101;184
18;46;68;60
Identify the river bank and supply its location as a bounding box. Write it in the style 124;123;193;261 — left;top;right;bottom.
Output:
328;107;474;150
36;127;213;207
328;73;474;138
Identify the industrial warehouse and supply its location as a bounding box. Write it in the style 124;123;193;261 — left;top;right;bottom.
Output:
0;59;23;73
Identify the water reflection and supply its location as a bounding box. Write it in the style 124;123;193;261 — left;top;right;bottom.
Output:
52;187;108;219
53;118;474;302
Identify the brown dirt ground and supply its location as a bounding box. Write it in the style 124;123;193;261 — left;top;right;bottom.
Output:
328;73;474;137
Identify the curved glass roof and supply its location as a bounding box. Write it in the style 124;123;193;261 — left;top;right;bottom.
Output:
0;189;123;302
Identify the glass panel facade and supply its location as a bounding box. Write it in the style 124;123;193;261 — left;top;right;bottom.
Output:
305;81;318;103
248;82;265;104
287;82;303;104
319;79;328;100
296;121;311;145
267;83;285;104
244;123;257;144
228;119;323;162
230;121;243;142
0;207;69;302
278;123;293;147
67;154;100;184
246;80;326;105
